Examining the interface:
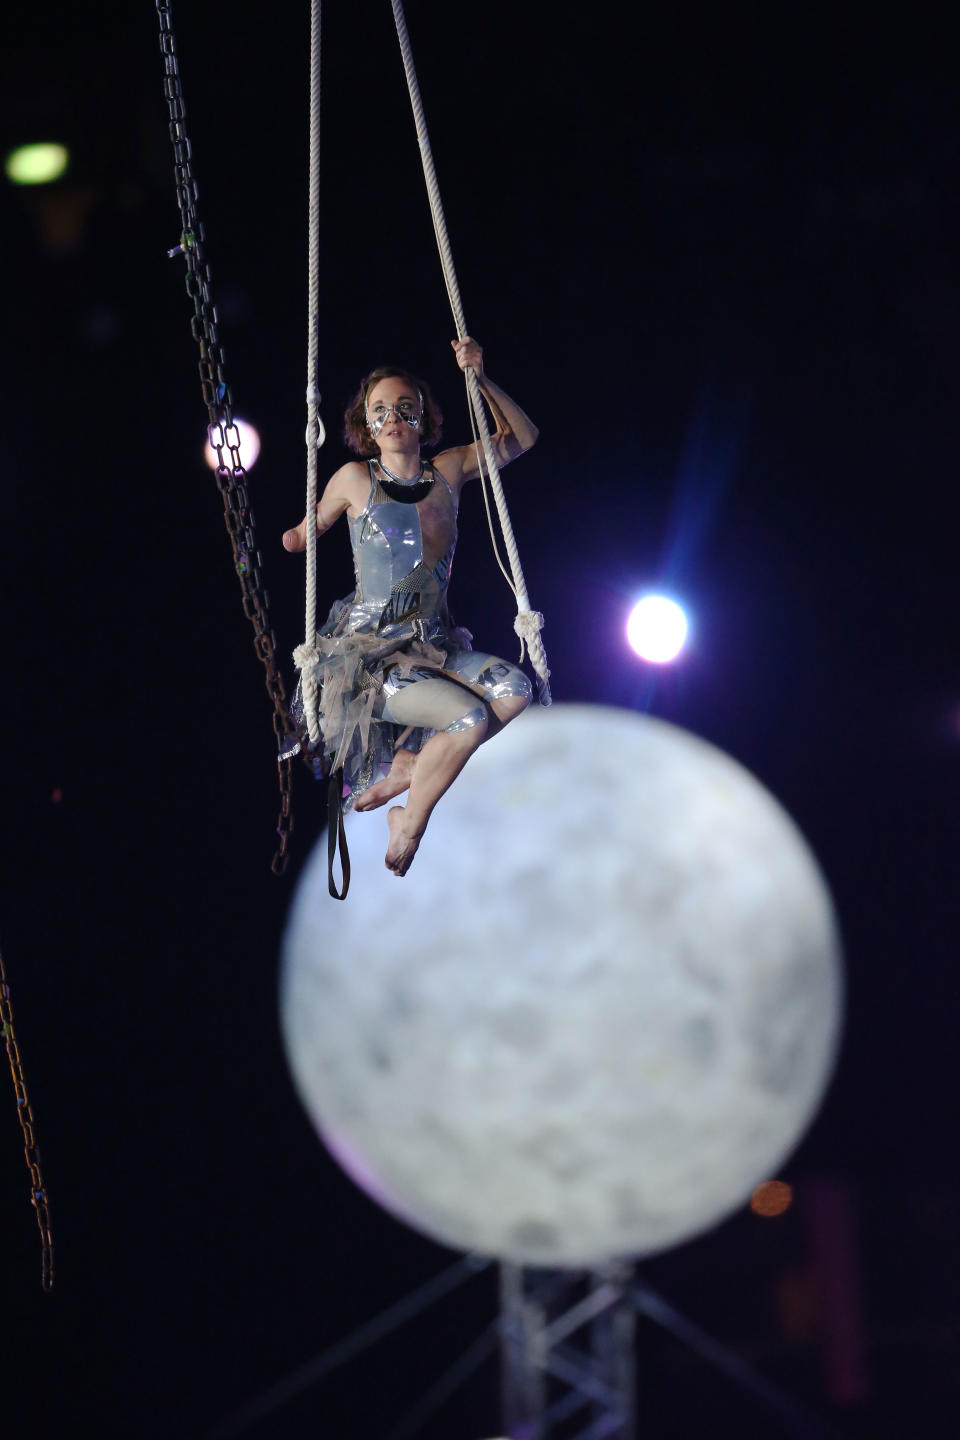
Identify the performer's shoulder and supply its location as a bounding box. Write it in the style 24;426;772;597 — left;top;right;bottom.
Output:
331;458;370;480
430;448;468;496
327;459;372;496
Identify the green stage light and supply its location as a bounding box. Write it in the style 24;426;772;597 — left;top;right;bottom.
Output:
5;143;70;186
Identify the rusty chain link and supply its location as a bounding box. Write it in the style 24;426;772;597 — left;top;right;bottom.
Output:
155;1;309;875
1;942;54;1291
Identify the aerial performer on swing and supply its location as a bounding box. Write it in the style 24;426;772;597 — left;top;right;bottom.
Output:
282;336;539;877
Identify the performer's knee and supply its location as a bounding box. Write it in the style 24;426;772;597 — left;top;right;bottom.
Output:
444;703;488;737
492;681;532;725
382;673;489;738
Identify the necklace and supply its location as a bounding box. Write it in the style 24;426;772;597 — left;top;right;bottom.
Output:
378;457;425;483
375;457;436;504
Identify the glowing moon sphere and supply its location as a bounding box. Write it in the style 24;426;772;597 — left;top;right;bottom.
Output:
281;705;842;1266
627;594;688;662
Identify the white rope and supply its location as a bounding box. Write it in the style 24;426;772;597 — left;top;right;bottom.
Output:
297;0;325;746
464;379;517;597
389;0;551;703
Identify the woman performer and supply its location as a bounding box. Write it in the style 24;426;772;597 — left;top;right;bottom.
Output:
282;337;537;877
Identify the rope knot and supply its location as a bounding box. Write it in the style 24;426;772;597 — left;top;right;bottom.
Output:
513;608;544;662
514;609;552;706
293;642;319;674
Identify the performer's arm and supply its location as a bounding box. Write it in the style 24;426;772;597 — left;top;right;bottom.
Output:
282;465;356;552
435;337;539;491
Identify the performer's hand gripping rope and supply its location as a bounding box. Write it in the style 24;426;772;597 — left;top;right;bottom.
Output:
389;0;551;703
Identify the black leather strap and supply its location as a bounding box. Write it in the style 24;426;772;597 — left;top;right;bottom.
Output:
327;768;351;900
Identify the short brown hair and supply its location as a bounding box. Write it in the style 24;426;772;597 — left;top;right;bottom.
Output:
343;367;444;457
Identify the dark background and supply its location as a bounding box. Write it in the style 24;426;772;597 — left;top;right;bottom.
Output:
1;2;957;1436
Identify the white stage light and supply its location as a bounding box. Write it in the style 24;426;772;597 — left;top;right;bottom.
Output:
627;595;689;663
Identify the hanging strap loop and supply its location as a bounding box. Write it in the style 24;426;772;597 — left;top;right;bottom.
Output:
326;769;351;900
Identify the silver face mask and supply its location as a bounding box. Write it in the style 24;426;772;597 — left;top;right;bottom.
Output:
365;393;423;439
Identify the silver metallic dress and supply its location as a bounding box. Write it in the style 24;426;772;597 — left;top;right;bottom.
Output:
283;460;531;806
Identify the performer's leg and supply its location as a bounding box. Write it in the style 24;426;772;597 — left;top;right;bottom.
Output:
382;663;534;874
443;651;532;740
358;651;533;814
354;672;484;813
487;690;530;736
356;658;531;874
377;674;489;875
386;716;488;876
352;747;418;811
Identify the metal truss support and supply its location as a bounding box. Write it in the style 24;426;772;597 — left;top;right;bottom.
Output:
499;1262;636;1440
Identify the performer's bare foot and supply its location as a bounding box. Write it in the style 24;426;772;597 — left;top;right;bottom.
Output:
354;749;418;811
385;806;423;877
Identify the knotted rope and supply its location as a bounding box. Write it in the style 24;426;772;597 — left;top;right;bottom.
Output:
389;0;551;703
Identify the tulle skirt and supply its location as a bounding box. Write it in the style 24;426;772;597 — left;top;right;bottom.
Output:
281;593;475;807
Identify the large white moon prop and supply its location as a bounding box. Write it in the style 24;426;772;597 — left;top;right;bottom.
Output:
281;705;842;1266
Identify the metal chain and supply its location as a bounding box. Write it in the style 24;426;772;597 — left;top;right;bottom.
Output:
155;2;303;875
1;942;54;1291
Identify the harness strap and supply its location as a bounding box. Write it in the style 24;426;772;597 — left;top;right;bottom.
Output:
327;768;351;900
